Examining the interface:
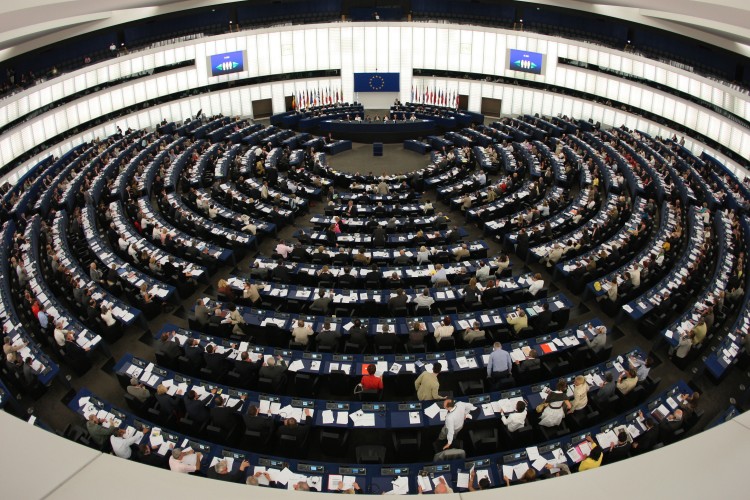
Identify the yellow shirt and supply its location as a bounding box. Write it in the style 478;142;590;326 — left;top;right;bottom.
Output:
578;445;603;471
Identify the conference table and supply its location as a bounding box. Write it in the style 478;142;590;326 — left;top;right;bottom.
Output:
294;227;472;248
23;216;108;359
620;206;703;321
51;211;143;328
197;292;574;338
317;119;438;143
483;186;568;236
112;343;637;431
67;375;688;493
0;223;60;386
81;204;177;304
249;256;507;288
223;272;544;311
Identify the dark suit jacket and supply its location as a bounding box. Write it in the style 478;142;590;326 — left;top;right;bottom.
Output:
234;359;262;379
184;345;205;369
348;327;368;349
136;449;169;468
276;415;312;443
244;414;275;434
632;427;658;453
373;227;386;246
207;465;245;482
259;362;287;386
158;341;183;361
605;442;632;463
155;393;181;416
183;394;211;423
337;275;358;288
210;401;243;430
204;351;231;374
517;358;541;373
316;329;341;348
533;310;552;332
388;295;408;312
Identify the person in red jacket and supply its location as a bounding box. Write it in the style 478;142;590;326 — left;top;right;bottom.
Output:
360;364;383;391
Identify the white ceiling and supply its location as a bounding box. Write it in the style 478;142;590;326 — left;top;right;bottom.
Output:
0;0;748;62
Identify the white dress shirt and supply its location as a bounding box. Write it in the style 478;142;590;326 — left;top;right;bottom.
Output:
528;279;544;296
443;402;474;445
501;410;528;432
434;325;454;342
110;430;143;459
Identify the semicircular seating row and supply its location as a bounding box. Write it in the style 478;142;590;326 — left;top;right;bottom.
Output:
0;109;747;493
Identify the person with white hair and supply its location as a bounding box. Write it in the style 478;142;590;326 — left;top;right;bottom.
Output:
169;447;202;473
207;457;250;482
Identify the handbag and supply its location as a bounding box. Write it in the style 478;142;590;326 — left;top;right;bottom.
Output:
353;383;364;395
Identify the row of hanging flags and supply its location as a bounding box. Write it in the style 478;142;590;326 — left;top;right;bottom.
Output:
292;88;341;110
291;85;459;109
410;85;459;108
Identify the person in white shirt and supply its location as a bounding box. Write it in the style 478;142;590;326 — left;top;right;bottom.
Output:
110;425;149;459
475;261;490;284
169;447;202;473
500;400;528;432
630;264;641;287
431;264;449;285
100;305;116;327
118;235;128;252
542;245;564;268
240;215;257;235
291;319;314;345
439;399;474;449
127;242;138;260
416;246;432;264
208;205;218;219
528;273;544;296
414;288;435;309
275;240;293;259
53;321;67;347
434;317;455;343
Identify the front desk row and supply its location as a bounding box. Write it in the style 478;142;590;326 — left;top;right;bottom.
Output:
70;376;695;493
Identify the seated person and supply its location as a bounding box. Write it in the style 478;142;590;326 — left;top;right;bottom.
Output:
360;364;383;391
316;321;341;350
500;400;528;432
616;368;638;395
291;319;314;346
516;348;540;372
506;308;528;333
462;321;486;344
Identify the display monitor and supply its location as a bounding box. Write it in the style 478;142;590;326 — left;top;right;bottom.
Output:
508;49;545;75
209;51;246;77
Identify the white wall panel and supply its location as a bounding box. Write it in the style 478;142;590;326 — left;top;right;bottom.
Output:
3;22;750;183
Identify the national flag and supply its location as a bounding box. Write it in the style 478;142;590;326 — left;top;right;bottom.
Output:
291;94;296;110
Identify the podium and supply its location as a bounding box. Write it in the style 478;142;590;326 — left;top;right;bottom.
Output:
373;142;383;156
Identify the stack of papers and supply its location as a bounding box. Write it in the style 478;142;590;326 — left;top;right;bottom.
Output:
424;403;441;419
349;410;376;427
327;475;356;490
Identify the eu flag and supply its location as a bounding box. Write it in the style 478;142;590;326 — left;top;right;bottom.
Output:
353;73;400;92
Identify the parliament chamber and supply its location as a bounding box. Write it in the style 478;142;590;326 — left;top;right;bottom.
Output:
0;1;749;499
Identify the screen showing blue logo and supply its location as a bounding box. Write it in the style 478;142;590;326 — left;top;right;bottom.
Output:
508;49;544;75
210;51;245;77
